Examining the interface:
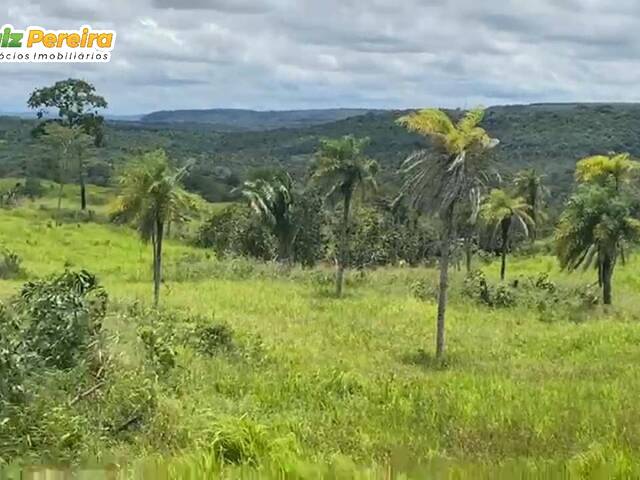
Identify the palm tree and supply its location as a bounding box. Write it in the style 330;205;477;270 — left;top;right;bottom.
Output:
480;189;534;281
575;153;638;192
513;169;548;239
398;107;499;359
311;135;378;297
241;172;299;264
112;150;194;306
556;185;640;305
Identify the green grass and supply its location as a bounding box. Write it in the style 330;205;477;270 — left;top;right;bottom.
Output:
3;198;640;478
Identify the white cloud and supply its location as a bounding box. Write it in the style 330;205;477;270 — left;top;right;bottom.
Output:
2;0;640;114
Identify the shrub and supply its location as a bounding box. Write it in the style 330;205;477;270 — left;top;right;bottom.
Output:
138;324;178;374
197;204;276;261
411;279;437;302
0;303;27;404
0;248;26;279
192;323;235;357
18;270;107;370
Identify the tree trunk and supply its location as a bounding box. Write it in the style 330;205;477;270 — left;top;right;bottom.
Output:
500;217;511;281
464;237;472;273
153;220;164;307
602;256;613;305
336;194;352;297
436;207;455;360
80;174;87;211
276;232;291;265
530;190;537;241
57;183;64;212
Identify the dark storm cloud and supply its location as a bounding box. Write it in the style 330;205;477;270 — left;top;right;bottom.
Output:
2;0;640;114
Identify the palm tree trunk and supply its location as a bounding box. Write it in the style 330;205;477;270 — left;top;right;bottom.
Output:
80;174;87;211
500;217;511;281
153;220;164;307
464;236;472;273
336;194;352;297
436;207;454;360
57;183;64;212
602;256;613;305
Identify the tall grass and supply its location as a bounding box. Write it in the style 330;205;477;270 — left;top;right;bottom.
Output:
3;197;640;477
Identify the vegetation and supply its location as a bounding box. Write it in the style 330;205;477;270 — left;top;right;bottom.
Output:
241;172;299;264
398;107;499;360
480;189;534;281
111;150;195;306
311;135;378;296
513;168;548;239
4;82;640;477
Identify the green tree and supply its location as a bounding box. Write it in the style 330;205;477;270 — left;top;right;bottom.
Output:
41;124;93;212
556;185;640;305
575;153;638;192
311;135;378;297
241;172;299;264
398;108;499;359
112;150;195;306
513;168;548;239
480;189;534;281
28;79;108;209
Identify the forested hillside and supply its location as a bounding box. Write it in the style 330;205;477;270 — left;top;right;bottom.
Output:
1;103;640;203
141;108;379;130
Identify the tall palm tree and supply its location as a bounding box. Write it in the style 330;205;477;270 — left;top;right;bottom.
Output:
311;135;378;297
480;189;534;281
241;172;299;264
575;153;638;192
112;150;194;306
513;169;548;239
398;107;499;359
556;185;640;305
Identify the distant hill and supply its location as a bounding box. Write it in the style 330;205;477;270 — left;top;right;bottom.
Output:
3;103;640;204
140;108;382;131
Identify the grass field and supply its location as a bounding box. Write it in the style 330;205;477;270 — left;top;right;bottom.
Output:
2;187;640;479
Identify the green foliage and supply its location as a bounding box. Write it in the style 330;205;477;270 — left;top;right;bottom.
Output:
197;204;277;261
111;149;195;242
21;176;44;199
138;324;178;374
17;270;107;369
0;303;27;404
241;172;299;262
513;168;549;236
575;153;638;190
556;186;640;274
0;248;25;280
28;78;107;147
399;107;499;217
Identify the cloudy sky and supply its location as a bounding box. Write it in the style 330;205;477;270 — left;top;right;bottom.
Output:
3;0;640;114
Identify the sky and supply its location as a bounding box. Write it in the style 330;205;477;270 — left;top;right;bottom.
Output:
2;0;640;115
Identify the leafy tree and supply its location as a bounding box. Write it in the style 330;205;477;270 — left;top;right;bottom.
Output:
112;150;195;306
241;172;299;264
513;168;548;239
311;135;378;296
480;189;534;281
28;79;108;208
556;185;640;305
575;153;638;192
398;107;499;359
197;204;276;261
41;124;93;212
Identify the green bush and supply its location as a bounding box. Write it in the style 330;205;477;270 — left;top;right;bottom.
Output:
0;248;26;280
18;270;107;370
197;204;276;261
